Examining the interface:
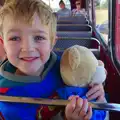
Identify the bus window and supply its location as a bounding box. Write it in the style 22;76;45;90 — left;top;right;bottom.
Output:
95;0;108;45
42;0;71;12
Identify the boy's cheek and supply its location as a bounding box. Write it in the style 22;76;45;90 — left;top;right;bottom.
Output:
0;46;6;60
0;38;5;52
0;37;3;44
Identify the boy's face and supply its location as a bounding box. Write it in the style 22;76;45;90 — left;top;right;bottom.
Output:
2;14;52;76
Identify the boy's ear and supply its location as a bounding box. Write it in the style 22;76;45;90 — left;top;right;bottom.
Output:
0;36;6;61
54;35;58;45
51;35;58;50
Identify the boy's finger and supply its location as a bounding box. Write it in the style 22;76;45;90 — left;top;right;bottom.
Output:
89;83;94;87
68;95;75;100
105;69;107;75
97;95;106;102
66;96;76;113
87;90;101;100
68;95;79;100
98;60;104;66
79;99;88;117
65;96;77;119
86;84;99;97
73;97;83;116
84;106;92;120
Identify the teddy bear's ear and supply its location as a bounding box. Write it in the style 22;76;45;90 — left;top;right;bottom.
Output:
68;47;80;70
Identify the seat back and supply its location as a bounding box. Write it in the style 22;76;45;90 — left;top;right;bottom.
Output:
57;20;89;24
57;24;92;31
57;16;86;21
53;37;100;58
57;31;92;38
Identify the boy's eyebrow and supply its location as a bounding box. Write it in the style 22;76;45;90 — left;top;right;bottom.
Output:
7;29;48;35
7;29;22;35
32;30;48;35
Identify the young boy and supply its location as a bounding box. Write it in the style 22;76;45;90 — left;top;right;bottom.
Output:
0;0;106;120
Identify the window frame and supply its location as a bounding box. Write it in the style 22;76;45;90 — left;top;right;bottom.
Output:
110;0;120;73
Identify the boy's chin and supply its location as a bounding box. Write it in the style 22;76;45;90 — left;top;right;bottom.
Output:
17;69;40;76
17;65;44;76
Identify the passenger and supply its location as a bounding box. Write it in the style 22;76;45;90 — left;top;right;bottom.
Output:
0;0;106;119
72;0;87;17
57;0;71;18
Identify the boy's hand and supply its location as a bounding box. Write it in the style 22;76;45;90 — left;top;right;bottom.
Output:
86;83;106;102
65;95;92;120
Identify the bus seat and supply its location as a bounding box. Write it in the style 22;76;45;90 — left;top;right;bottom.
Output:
57;16;86;21
57;31;92;38
57;24;92;32
57;20;89;24
53;37;100;58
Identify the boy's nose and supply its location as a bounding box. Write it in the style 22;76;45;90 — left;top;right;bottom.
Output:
21;38;36;52
21;47;35;52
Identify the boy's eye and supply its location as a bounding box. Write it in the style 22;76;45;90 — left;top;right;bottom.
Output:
9;36;21;41
34;36;45;41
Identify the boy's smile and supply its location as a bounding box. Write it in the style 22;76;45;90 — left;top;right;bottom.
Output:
1;13;52;76
20;57;39;62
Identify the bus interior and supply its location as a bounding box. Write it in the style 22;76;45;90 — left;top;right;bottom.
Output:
0;0;120;120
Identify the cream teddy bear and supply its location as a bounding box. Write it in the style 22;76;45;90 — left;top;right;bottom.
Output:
57;45;107;120
60;45;106;87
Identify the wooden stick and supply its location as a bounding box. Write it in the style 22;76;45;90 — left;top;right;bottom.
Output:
0;95;119;112
0;95;69;106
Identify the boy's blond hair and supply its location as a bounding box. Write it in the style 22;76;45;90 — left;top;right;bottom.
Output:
0;0;57;44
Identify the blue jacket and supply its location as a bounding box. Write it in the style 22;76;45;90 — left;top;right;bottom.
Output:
0;52;106;120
